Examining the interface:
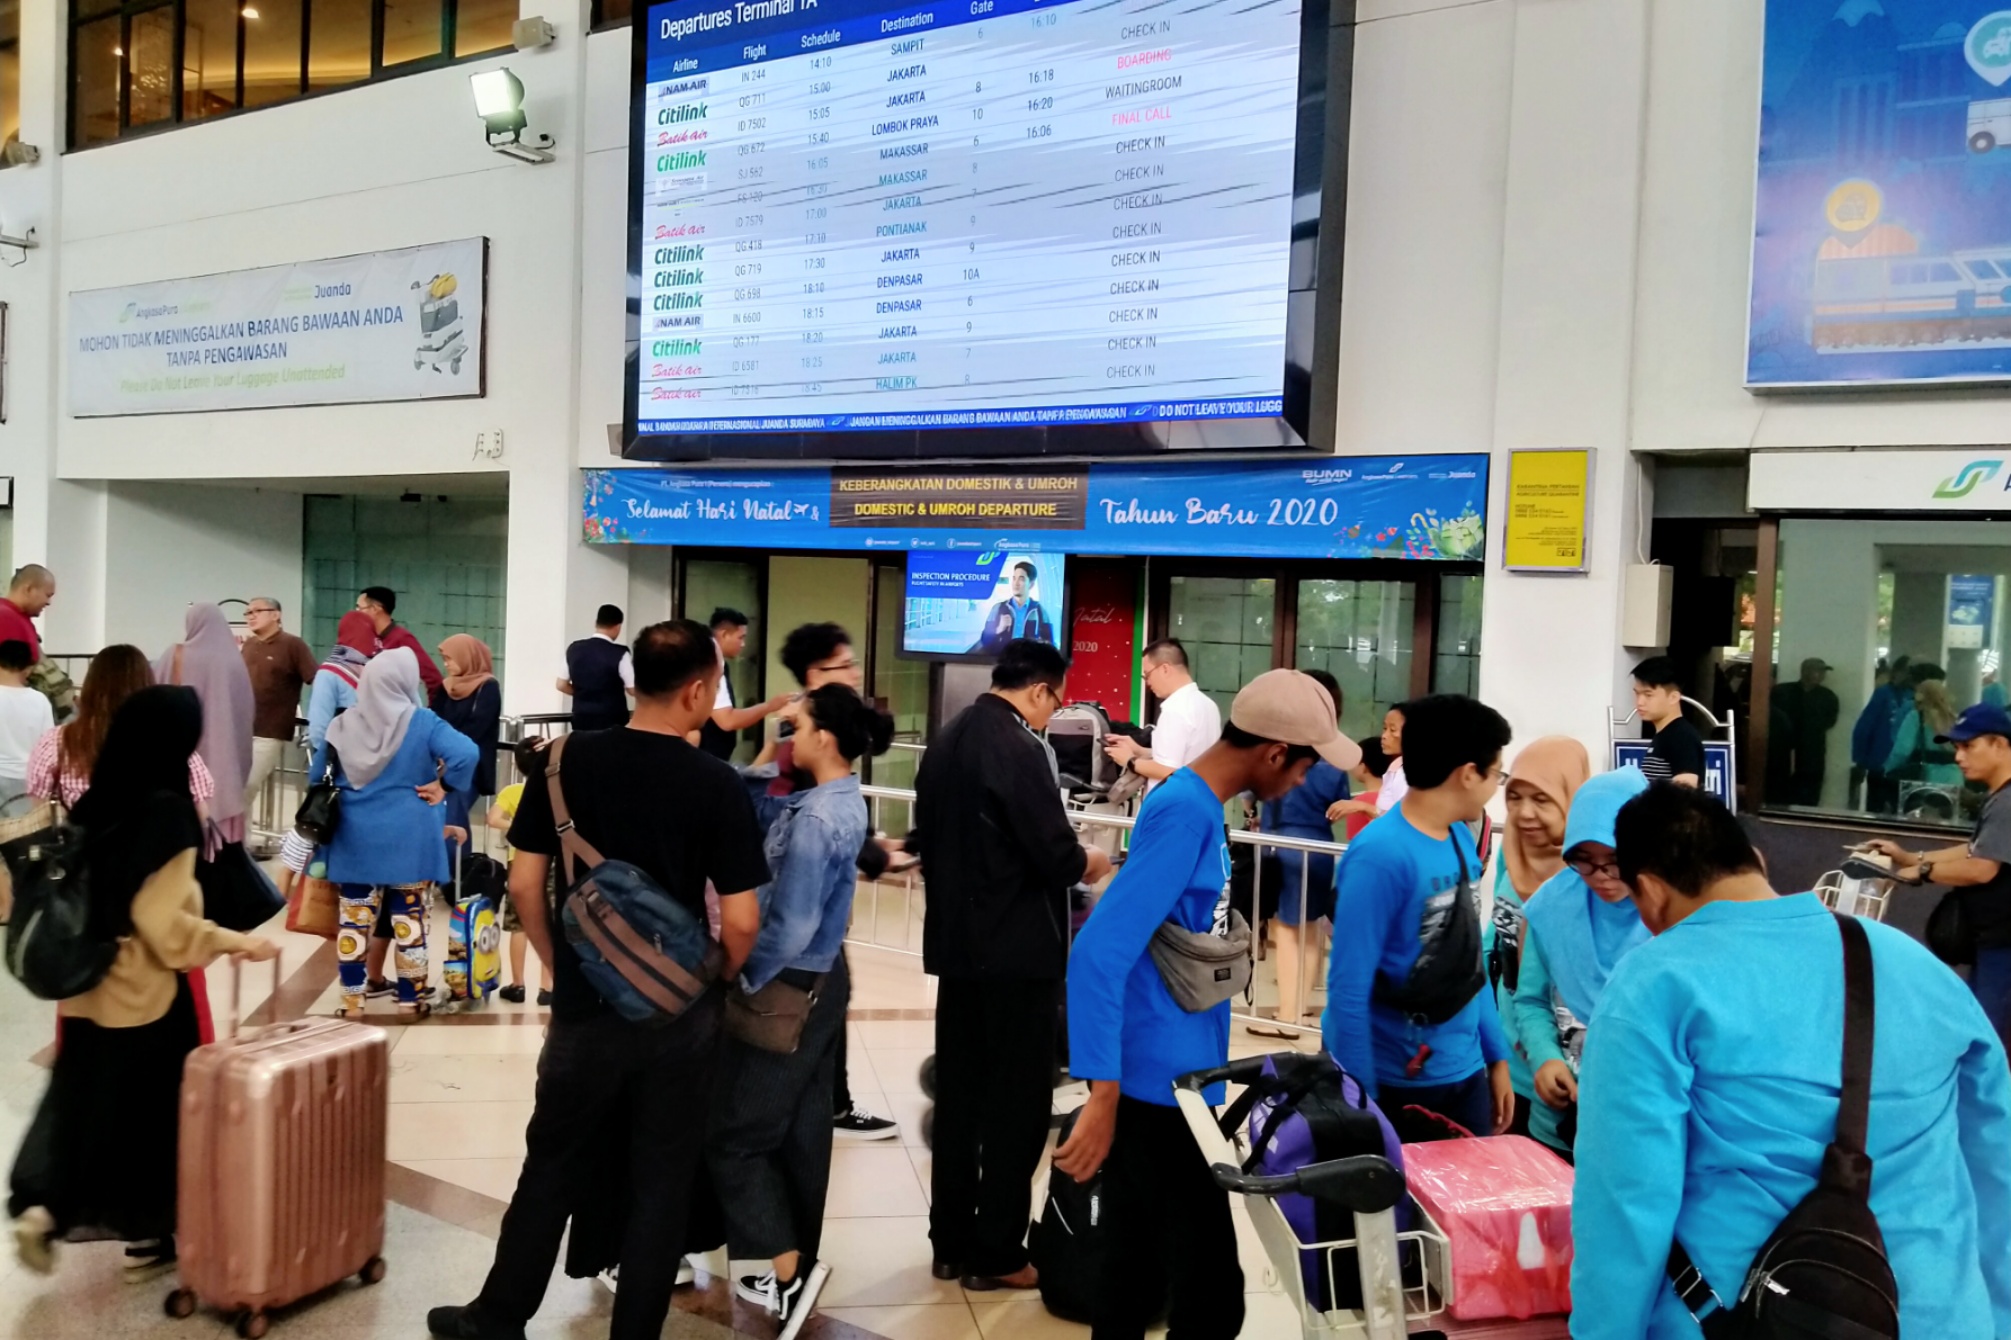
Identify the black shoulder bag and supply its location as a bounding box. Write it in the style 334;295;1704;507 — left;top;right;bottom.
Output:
293;742;343;846
1372;842;1487;1026
1667;913;1898;1340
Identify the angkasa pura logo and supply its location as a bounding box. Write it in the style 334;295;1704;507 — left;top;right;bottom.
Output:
1934;459;2004;499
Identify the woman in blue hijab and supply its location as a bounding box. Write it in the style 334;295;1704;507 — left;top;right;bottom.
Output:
1511;766;1653;1157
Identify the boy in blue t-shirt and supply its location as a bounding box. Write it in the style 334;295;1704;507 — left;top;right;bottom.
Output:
1324;693;1516;1142
1059;669;1361;1340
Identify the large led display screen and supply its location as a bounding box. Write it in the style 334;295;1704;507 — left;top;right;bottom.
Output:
902;550;1067;658
1748;3;2011;387
625;0;1344;458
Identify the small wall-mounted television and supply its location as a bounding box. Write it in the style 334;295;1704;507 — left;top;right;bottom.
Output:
901;552;1068;662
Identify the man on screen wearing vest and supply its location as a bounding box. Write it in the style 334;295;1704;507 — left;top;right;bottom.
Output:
559;604;633;732
977;561;1054;655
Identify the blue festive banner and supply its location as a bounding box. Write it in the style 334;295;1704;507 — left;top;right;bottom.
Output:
583;455;1488;561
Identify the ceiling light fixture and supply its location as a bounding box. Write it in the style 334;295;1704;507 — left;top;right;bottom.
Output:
470;68;554;164
242;5;260;18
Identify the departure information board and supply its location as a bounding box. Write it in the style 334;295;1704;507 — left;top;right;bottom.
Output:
634;0;1305;436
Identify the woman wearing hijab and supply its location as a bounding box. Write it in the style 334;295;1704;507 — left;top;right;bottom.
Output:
1511;765;1653;1158
1486;736;1591;1138
433;635;501;857
307;611;378;754
9;687;277;1277
27;644;215;811
153;604;256;846
309;648;479;1019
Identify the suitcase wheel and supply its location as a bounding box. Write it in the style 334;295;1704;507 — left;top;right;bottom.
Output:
360;1256;387;1285
918;1056;936;1100
237;1311;269;1339
163;1289;196;1320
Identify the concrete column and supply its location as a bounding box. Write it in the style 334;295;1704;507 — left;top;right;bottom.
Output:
1776;519;1881;807
1475;0;1654;756
1891;572;1946;669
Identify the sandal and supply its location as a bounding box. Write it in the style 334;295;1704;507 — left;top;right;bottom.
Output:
1243;1021;1297;1040
397;1001;432;1021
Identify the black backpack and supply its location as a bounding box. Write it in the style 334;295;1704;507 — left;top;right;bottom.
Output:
1029;1108;1110;1324
1668;913;1898;1339
3;818;116;1002
1374;841;1487;1025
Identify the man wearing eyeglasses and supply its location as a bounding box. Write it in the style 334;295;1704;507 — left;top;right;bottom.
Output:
1104;638;1221;795
909;638;1114;1292
1324;693;1518;1143
240;596;319;802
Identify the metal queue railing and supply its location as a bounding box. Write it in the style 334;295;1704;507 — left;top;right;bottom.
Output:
243;714;1338;1037
851;781;1344;1039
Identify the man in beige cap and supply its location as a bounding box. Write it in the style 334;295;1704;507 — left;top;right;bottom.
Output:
1055;669;1359;1340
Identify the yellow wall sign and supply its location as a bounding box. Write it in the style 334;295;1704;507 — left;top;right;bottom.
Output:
1503;449;1593;572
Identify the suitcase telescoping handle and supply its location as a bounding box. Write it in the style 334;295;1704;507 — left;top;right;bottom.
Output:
1171;1064;1406;1212
224;954;288;1040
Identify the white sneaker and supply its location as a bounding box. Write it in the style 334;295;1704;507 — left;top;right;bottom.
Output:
12;1206;55;1275
677;1257;697;1288
597;1265;619;1294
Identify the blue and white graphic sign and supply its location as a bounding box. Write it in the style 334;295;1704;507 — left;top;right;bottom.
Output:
582;454;1489;560
1613;741;1737;812
1749;3;2011;387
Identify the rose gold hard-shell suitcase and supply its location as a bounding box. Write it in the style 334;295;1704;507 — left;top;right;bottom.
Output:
166;963;389;1338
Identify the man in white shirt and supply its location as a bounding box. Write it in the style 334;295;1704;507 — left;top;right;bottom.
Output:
0;638;53;802
1104;638;1222;793
700;607;790;761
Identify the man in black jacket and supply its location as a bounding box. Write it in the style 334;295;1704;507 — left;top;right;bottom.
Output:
910;639;1113;1291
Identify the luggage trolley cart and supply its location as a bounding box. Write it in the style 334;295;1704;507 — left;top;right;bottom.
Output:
1174;1059;1452;1340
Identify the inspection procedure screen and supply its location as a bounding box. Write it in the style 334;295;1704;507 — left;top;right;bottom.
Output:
635;0;1304;434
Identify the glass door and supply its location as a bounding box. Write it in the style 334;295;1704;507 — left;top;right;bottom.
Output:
1294;578;1416;742
677;557;765;761
1165;575;1278;719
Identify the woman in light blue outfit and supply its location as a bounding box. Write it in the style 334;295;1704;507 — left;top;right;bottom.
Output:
305;611;377;752
1885;675;1962;790
309;647;478;1019
708;685;892;1331
1486;736;1589;1138
1512;765;1652;1158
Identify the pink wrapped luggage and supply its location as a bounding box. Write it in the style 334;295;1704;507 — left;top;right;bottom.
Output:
167;964;390;1338
1402;1135;1573;1321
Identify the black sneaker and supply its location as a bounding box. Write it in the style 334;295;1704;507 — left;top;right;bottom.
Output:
536;988;553;1007
123;1239;176;1279
497;984;526;1004
425;1304;527;1340
833;1103;899;1141
365;978;397;999
735;1262;831;1340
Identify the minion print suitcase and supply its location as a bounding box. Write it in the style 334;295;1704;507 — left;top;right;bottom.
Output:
168;961;389;1337
442;846;502;1009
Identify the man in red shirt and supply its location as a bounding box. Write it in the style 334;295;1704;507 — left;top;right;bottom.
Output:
357;586;444;701
0;565;54;663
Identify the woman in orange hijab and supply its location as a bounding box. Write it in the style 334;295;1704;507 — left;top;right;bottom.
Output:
1486;735;1590;1137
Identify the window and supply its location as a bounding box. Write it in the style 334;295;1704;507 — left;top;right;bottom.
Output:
592;0;632;28
67;0;517;147
1761;516;2011;829
1967;259;2002;280
183;0;241;119
0;0;20;155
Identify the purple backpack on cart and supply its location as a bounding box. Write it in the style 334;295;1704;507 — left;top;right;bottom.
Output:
1218;1051;1408;1310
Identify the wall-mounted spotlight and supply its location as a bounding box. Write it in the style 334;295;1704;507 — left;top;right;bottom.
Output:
471;68;554;164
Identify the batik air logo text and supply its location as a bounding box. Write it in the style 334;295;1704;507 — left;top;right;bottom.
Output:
1934;460;2005;499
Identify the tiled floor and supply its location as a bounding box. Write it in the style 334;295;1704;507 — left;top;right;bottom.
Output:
1;889;1355;1340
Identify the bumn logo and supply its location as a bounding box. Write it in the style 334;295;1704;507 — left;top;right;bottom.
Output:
1934;460;2003;499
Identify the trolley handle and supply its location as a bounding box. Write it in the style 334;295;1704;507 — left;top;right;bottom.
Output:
1203;1152;1407;1215
1174;1057;1271;1093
